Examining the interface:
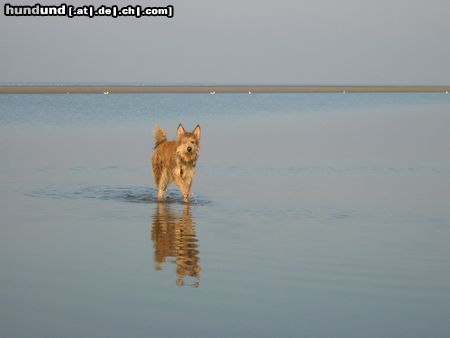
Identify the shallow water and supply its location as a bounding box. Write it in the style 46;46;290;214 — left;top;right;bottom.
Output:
1;93;450;338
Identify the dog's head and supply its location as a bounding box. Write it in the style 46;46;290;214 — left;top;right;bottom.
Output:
176;124;201;162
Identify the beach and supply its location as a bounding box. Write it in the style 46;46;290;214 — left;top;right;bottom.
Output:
0;84;449;94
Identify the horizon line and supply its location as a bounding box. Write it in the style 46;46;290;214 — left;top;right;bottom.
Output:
1;84;449;94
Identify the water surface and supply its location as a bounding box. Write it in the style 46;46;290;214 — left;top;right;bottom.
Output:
1;93;450;338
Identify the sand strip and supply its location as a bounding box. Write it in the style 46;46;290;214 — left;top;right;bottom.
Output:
0;85;449;94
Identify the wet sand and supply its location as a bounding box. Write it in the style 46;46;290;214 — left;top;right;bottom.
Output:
0;84;449;94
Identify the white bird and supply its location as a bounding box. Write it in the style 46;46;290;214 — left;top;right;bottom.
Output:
210;91;215;95
248;91;252;94
104;91;109;95
446;90;449;94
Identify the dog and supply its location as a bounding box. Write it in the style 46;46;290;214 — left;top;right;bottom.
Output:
151;124;201;202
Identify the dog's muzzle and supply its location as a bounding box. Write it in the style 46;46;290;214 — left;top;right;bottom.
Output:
187;147;192;153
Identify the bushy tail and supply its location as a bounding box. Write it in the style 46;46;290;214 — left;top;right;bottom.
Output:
153;125;167;148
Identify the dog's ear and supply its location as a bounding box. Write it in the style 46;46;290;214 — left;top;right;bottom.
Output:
192;125;201;140
177;124;186;139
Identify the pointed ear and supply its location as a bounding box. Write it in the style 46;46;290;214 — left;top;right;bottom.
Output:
177;124;186;139
192;124;201;140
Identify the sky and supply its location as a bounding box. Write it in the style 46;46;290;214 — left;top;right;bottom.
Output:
1;0;450;84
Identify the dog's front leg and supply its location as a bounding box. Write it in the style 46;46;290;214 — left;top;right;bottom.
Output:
174;176;190;202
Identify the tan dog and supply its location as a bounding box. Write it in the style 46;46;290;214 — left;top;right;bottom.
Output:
151;124;201;202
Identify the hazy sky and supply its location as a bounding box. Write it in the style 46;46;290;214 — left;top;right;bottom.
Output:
1;0;450;84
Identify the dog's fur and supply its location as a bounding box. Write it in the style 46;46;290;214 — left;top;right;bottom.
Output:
151;124;201;202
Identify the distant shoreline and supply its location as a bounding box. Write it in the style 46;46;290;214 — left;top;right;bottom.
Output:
0;85;449;94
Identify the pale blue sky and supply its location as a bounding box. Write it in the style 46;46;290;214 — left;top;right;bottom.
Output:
1;0;450;84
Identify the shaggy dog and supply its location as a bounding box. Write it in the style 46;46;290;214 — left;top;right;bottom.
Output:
151;124;201;202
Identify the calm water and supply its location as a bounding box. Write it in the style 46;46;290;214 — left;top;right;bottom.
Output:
1;93;450;338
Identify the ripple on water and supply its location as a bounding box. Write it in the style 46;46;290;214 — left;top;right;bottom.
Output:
27;185;211;205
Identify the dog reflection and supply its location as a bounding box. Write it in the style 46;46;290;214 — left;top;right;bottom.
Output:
151;203;201;287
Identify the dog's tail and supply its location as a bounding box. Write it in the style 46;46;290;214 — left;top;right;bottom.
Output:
153;125;167;149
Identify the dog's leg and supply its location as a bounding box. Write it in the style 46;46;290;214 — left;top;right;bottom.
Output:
157;187;166;200
173;176;190;202
184;177;193;202
152;156;169;201
157;169;170;200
